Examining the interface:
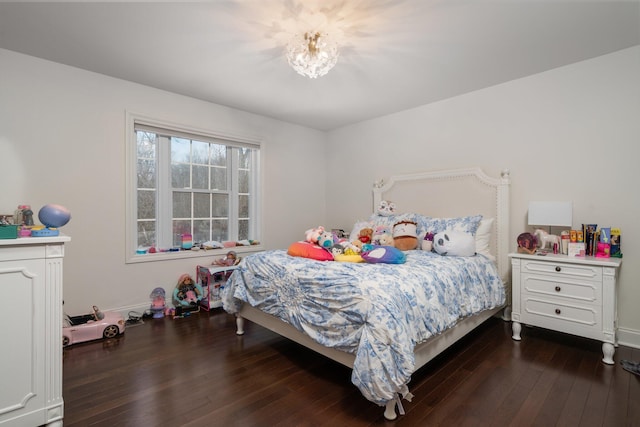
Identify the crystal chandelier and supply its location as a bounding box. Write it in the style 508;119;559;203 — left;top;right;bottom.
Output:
286;32;339;78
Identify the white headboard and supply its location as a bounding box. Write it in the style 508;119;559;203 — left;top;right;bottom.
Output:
372;167;511;283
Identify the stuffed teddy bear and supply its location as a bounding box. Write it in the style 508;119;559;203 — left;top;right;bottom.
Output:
433;231;476;257
393;220;419;251
358;227;373;244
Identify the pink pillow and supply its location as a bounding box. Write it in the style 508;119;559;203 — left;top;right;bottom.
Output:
287;241;334;261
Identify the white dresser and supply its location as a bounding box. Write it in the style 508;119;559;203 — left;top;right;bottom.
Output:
0;235;70;426
510;252;622;364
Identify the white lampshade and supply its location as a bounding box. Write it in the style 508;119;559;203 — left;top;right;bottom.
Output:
528;201;573;227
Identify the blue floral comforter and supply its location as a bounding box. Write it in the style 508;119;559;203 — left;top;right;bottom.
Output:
222;250;505;405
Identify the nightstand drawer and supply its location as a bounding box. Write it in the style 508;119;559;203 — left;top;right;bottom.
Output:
521;259;601;282
521;274;600;304
521;297;601;339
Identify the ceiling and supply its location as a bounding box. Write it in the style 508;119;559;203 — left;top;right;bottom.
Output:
1;1;638;131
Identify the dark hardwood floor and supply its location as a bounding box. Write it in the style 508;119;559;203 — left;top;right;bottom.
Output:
63;310;640;426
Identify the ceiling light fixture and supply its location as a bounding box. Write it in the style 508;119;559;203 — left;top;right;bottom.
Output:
286;32;339;78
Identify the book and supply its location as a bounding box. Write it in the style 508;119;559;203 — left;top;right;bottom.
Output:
610;228;622;258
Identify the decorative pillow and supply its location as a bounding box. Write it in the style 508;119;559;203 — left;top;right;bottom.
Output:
432;231;476;257
334;253;365;263
475;217;495;260
287;241;334;261
417;214;483;237
361;245;406;264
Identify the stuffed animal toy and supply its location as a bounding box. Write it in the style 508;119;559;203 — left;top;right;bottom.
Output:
350;239;363;253
305;226;325;244
331;244;344;256
433;231;476;257
358;227;373;244
393;220;419;251
317;230;335;249
372;225;393;246
377;200;397;216
376;233;395;246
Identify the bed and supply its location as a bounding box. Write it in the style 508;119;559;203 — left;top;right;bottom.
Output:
222;167;511;420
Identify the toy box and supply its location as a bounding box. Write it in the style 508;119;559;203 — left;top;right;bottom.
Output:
0;224;18;239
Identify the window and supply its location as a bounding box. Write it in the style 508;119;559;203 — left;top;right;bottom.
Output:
126;114;261;262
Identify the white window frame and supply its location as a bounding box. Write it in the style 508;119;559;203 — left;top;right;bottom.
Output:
125;112;263;263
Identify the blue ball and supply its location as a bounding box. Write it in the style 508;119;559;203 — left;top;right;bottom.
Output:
38;204;71;228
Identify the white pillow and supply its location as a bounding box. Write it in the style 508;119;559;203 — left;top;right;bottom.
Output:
475;218;495;260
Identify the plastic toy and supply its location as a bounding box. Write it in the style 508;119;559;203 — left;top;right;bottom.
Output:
173;273;204;308
149;287;166;318
38;204;71;228
533;228;561;252
63;306;125;346
212;250;240;266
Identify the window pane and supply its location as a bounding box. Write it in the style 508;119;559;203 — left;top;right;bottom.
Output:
137;221;155;247
239;169;249;193
239;194;249;217
193;193;210;218
137;131;157;157
138;190;156;219
192;140;209;164
171;163;190;188
210;144;226;166
193;219;210;243
238;147;251;169
171;137;190;163
192;165;208;190
137;159;156;188
211;166;227;190
238;219;249;240
212;193;228;217
173;192;191;218
212;219;228;242
172;220;191;246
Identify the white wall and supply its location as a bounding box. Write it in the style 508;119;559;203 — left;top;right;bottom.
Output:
325;47;640;347
2;46;639;348
0;48;326;316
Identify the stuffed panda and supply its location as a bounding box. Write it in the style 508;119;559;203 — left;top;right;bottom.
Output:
432;230;476;257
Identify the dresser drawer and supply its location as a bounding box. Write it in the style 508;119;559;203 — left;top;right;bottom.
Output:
521;259;601;282
521;274;600;304
521;296;602;340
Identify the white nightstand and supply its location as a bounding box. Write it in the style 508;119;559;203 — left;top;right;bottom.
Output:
509;252;622;364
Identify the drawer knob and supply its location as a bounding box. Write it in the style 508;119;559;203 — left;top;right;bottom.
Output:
555;308;561;315
555;286;561;292
555;266;561;272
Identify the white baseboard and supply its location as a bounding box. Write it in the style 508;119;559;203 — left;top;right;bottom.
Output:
618;327;640;350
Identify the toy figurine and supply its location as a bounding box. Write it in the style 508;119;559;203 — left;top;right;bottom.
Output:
173;274;203;308
149;287;166;318
212;250;240;266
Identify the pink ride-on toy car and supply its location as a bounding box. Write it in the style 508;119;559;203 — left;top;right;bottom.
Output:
63;306;125;347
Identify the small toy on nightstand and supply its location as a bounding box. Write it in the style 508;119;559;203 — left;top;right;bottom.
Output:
517;232;537;254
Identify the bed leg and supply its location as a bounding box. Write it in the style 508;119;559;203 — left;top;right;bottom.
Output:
384;385;414;420
512;321;521;341
384;399;397;421
236;315;245;335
